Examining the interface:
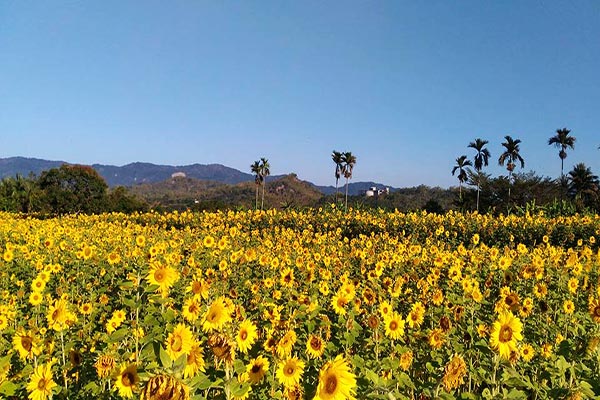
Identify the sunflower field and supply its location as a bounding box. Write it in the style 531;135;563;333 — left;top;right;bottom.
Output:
1;207;600;399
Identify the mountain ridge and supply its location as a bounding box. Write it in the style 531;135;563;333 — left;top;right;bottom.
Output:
0;156;399;195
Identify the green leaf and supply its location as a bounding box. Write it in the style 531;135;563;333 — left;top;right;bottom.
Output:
228;381;250;397
233;359;246;375
0;380;18;396
159;345;172;368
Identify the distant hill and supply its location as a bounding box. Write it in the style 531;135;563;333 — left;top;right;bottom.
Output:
130;173;323;210
0;157;255;186
0;157;398;195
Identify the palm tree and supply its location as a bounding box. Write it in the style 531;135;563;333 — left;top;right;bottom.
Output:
250;160;261;209
259;158;270;210
341;152;356;211
468;138;491;211
498;135;525;201
567;163;599;207
451;155;472;200
331;150;344;204
548;128;576;182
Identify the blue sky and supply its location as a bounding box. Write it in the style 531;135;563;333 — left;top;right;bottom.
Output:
1;1;599;188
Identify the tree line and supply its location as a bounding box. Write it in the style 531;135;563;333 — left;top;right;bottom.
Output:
0;164;147;214
452;128;600;213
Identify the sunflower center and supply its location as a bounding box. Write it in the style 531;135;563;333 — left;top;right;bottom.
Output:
37;378;47;390
240;330;248;340
325;374;338;394
389;320;398;330
310;337;321;349
171;336;183;352
22;336;33;351
251;365;261;373
208;311;218;322
122;372;135;386
154;270;165;282
594;306;600;318
286;366;295;376
499;326;513;342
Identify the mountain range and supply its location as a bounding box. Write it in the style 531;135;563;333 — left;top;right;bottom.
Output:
0;157;397;196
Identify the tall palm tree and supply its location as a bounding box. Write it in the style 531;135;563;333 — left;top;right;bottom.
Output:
567;163;599;207
331;150;344;204
468;138;491;211
341;152;356;211
259;158;270;210
250;160;261;209
451;155;472;200
498;135;525;201
548;128;576;181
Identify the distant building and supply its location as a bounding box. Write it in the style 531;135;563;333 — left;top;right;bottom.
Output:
171;172;186;178
365;186;390;197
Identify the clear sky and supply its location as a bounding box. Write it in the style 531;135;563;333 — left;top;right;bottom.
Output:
1;1;599;188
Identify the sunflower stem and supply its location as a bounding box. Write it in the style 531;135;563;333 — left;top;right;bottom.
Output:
60;330;68;391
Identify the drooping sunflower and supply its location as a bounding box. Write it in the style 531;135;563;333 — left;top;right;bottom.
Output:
276;357;305;388
306;334;326;359
95;354;116;378
184;341;206;379
202;297;233;332
276;329;297;358
442;354;467;392
140;374;190;400
165;323;194;361
26;362;56;400
313;354;357;400
399;351;413;371
236;319;258;354
246;355;270;384
13;328;40;360
490;311;523;359
383;312;405;340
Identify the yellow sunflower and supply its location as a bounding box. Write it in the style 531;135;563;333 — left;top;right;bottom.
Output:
202;297;233;332
182;297;202;322
246;355;270;384
165;324;194;361
442;354;467;392
184;341;206;379
276;357;305;388
276;329;297;358
13;328;40;359
114;364;139;399
520;343;535;362
490;311;523;360
146;264;179;297
306;334;326;359
313;354;357;400
26;362;56;400
588;297;600;323
383;312;405;340
236;319;258;354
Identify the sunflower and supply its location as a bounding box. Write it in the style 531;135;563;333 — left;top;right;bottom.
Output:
520;343;535;362
29;291;43;306
114;364;139;398
331;293;349;316
306;334;326;359
563;299;575;314
95;354;116;378
588;297;600;323
208;334;235;365
490;311;523;360
407;302;425;329
202;297;233;332
26;362;56;400
247;355;270;384
442;354;467;391
46;298;76;331
236;319;258;354
276;330;297;358
184;341;206;379
146;264;179;297
165;324;194;361
399;351;413;371
313;354;357;400
276;357;305;388
383;312;405;340
428;328;445;349
182;298;202;322
140;374;189;400
13;328;40;359
79;303;93;315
